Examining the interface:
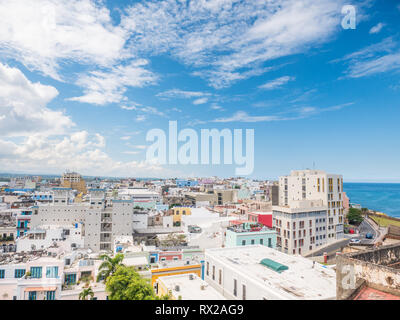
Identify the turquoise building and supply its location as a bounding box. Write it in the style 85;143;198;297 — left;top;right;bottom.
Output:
225;222;277;248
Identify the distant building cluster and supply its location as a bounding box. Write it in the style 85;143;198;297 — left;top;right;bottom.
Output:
0;169;399;300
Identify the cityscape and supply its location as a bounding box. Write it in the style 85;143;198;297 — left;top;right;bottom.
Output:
0;170;400;301
0;0;400;305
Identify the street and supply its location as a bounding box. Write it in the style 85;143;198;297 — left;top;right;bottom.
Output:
353;218;379;244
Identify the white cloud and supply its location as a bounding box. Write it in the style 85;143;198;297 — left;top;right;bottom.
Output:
0;0;129;80
337;38;400;78
346;53;400;78
212;102;353;123
369;23;385;34
212;111;291;123
122;151;141;155
193;97;209;105
122;0;344;88
120;136;131;141
259;76;295;90
157;89;210;99
0;131;171;177
0;63;74;137
157;88;212;105
135;115;146;122
121;103;165;117
69;60;158;105
210;104;224;111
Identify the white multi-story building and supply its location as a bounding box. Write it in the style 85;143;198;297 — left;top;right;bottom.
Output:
277;170;344;246
0;253;107;300
272;200;327;255
204;246;336;300
16;224;84;253
30;189;133;252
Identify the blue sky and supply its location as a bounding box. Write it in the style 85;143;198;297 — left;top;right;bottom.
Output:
0;0;399;181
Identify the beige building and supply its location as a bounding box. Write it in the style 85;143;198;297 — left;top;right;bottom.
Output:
61;172;87;194
185;189;238;207
278;170;344;240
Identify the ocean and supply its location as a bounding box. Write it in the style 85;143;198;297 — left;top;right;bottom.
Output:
344;183;400;218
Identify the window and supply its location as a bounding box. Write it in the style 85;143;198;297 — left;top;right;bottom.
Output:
260;238;264;245
46;291;56;300
268;238;272;248
28;291;37;300
30;267;42;279
242;284;246;300
233;279;237;297
251;239;255;245
241;240;246;246
0;269;4;279
212;266;215;280
206;262;209;276
65;273;77;285
219;269;222;285
46;266;58;278
14;269;26;278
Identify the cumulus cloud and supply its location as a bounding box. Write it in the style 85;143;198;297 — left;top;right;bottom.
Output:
0;63;74;137
68;60;158;105
0;0;129;80
0;131;170;177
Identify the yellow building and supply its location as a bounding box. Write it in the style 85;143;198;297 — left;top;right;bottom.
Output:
151;263;201;287
171;207;192;223
61;172;87;194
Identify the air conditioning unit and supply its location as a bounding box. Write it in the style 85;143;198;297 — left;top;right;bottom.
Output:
175;285;180;292
189;274;194;280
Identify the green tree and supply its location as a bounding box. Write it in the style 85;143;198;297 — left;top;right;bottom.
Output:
347;208;364;225
96;253;124;282
105;265;156;300
79;286;94;300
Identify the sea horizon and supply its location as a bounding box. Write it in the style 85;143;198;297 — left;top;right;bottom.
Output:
344;182;400;218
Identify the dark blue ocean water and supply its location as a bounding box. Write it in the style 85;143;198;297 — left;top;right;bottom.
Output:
344;183;400;218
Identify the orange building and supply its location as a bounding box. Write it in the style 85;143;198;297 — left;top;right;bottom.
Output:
150;263;202;287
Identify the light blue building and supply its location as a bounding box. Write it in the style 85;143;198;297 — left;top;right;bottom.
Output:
176;179;198;187
225;222;277;249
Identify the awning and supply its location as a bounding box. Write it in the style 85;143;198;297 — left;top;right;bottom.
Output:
24;287;57;292
260;258;289;273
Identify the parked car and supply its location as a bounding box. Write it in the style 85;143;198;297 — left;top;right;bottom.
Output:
188;225;202;233
365;232;374;239
350;239;361;244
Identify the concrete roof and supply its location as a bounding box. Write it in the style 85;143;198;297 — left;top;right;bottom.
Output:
205;245;336;300
123;256;148;266
158;273;226;300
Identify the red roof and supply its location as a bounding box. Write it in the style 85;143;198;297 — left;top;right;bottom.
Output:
353;287;400;300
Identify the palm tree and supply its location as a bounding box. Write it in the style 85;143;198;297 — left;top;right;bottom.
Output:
96;253;124;282
79;286;94;300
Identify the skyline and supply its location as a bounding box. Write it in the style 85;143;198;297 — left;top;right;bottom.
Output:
0;0;400;181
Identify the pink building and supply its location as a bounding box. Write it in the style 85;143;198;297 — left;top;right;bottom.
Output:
343;192;350;210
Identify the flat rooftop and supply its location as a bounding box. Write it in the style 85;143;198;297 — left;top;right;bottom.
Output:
158;273;226;300
206;245;336;300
